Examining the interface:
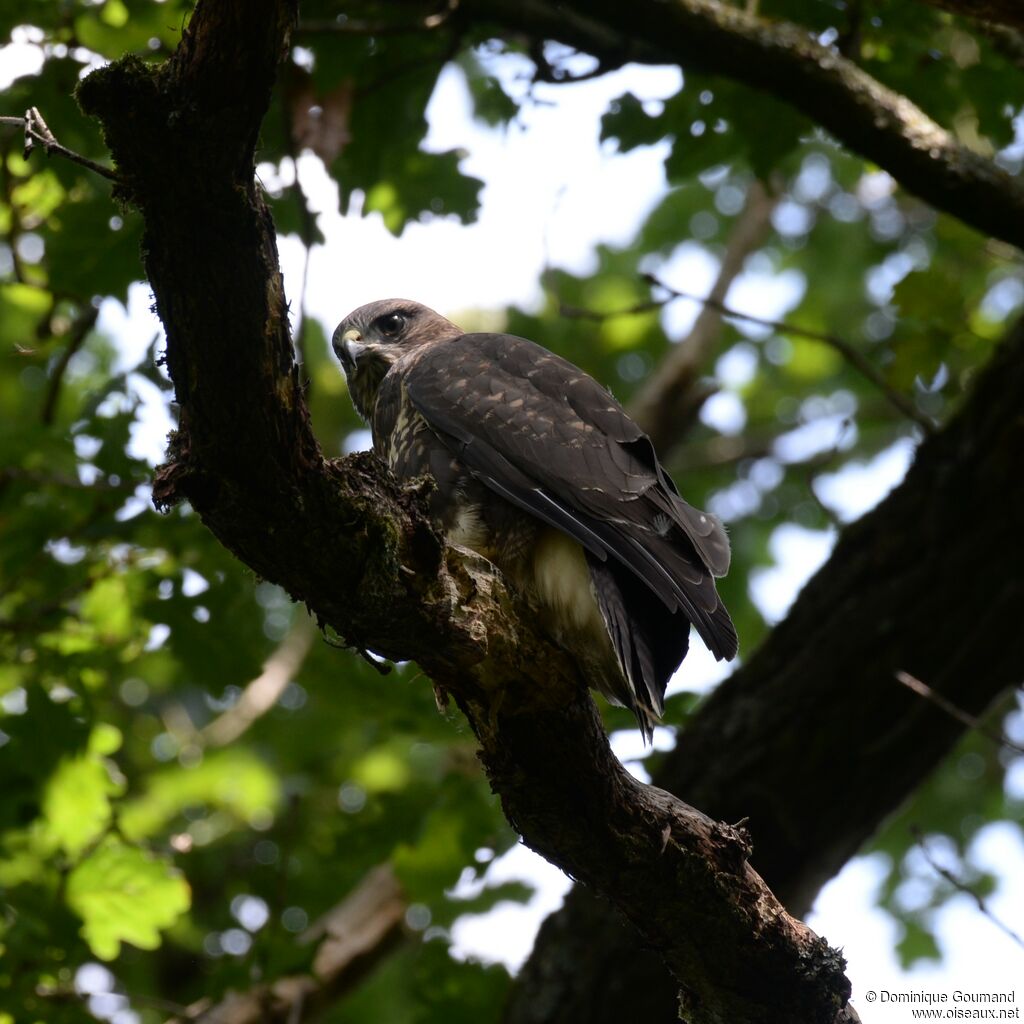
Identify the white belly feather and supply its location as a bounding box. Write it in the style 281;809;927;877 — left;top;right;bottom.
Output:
530;529;606;637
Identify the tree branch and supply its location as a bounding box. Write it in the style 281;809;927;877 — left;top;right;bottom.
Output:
76;2;859;1020
200;614;315;747
504;313;1024;1023
627;180;777;455
561;270;936;434
168;866;409;1024
467;0;1024;251
40;305;100;426
896;672;1024;757
0;108;120;182
909;827;1024;952
642;273;937;433
914;0;1024;30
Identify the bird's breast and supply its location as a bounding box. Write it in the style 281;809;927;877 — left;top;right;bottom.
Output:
373;393;605;643
527;528;606;638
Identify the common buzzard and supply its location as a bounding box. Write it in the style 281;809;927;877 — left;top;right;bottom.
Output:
334;299;737;738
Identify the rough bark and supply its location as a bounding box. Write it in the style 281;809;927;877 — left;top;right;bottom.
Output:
76;2;861;1021
467;0;1024;252
504;316;1024;1023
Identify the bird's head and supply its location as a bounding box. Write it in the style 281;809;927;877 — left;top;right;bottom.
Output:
332;299;461;421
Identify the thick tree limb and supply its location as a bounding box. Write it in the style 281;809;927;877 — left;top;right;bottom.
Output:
76;2;859;1021
504;313;1024;1023
467;0;1024;251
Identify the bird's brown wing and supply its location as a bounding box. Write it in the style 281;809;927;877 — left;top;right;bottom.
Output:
402;332;737;662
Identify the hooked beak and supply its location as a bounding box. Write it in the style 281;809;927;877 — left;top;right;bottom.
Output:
334;326;366;372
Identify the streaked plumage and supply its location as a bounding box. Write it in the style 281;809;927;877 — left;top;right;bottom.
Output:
333;299;737;738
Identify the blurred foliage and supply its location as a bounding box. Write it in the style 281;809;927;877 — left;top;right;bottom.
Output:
1;1;1023;1021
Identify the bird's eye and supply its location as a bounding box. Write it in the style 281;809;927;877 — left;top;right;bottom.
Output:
375;312;406;337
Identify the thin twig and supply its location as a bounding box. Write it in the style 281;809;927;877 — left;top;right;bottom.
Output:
0;108;120;183
646;273;937;433
563;273;937;434
910;826;1024;952
40;305;99;425
293;173;315;381
626;179;777;453
895;671;1024;756
297;0;458;36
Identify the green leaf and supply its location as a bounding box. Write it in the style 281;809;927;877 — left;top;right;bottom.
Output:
458;52;519;127
895;917;942;968
65;835;190;960
601;92;665;153
119;749;280;840
41;743;123;857
0;686;90;834
361;150;483;236
44;197;144;303
80;576;134;643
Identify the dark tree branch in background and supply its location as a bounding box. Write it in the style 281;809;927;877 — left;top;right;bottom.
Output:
76;2;860;1021
982;23;1024;70
468;0;1024;250
504;313;1024;1023
297;0;458;36
914;0;1024;30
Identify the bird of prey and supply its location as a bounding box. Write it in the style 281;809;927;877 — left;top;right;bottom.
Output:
334;299;737;738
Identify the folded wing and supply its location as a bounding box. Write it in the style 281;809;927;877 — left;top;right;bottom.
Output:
403;332;737;663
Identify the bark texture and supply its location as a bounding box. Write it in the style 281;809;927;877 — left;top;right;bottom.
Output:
76;2;863;1021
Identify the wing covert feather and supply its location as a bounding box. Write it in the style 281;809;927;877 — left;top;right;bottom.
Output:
402;332;736;659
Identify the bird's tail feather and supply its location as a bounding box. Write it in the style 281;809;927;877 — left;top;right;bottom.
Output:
587;555;690;742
